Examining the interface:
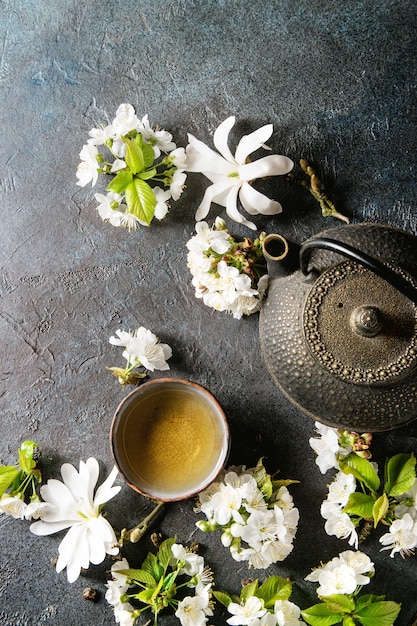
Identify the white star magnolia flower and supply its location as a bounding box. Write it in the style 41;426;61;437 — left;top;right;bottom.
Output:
309;421;343;474
109;327;172;371
379;513;417;557
186;116;294;230
227;596;267;626
30;457;121;583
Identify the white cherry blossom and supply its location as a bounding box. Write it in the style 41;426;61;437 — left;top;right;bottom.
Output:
227;596;267;625
379;513;417;557
309;421;343;474
109;327;172;372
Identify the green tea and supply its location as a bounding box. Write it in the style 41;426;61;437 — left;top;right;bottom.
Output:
114;382;227;500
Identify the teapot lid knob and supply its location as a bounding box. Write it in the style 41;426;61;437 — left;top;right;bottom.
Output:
351;305;383;337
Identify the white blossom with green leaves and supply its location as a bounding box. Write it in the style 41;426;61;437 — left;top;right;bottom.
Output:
76;103;187;229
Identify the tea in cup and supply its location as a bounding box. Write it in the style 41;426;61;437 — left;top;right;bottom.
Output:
110;378;230;501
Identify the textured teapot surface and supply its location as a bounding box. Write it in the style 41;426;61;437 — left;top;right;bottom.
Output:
259;223;417;432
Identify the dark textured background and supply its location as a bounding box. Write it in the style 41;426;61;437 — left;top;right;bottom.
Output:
1;1;417;624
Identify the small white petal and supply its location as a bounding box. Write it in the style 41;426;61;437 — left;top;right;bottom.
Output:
213;116;237;164
239;155;294;181
234;123;274;164
239;182;283;216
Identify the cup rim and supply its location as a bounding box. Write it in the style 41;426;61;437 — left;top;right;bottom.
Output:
110;377;230;502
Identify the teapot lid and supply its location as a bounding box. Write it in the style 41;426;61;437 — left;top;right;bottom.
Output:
304;259;417;386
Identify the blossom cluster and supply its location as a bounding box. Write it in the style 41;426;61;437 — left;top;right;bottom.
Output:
76;103;187;229
186;219;268;319
196;458;299;568
310;421;417;557
105;538;213;626
215;550;400;626
108;326;172;386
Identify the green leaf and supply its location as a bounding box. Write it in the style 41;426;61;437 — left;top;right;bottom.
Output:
18;448;35;473
118;568;156;587
0;467;19;497
125;179;156;226
141;140;156;168
136;587;156;605
323;594;355;613
339;454;380;492
157;537;176;572
161;569;178;591
384;453;416;497
355;600;401;626
106;169;133;194
302;602;346;625
124;137;144;174
241;580;259;602
252;458;273;500
138;168;158;181
142;552;164;582
20;440;38;459
343;492;376;519
213;590;233;608
373;493;389;527
355;595;386;610
257;575;292;607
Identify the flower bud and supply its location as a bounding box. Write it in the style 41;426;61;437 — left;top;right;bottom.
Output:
214;216;227;231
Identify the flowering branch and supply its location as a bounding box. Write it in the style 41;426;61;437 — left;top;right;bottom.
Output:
310;422;417;555
186;219;269;319
195;457;299;568
106;537;214;626
0;440;47;520
76;104;187;229
108;327;172;387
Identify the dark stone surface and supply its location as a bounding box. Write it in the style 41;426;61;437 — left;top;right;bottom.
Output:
0;1;416;624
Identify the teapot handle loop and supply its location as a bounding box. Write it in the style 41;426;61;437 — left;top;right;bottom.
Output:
299;237;417;305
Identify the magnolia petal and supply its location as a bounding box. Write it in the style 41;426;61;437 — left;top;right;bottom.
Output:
39;479;76;509
234;124;273;164
85;458;100;501
195;180;235;220
94;465;121;507
239;182;284;216
87;520;107;565
57;523;90;582
186;135;232;175
213;116;236;164
30;519;74;536
225;186;258;230
239;154;294;181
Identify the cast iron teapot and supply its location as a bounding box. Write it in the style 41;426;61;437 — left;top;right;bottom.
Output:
259;223;417;432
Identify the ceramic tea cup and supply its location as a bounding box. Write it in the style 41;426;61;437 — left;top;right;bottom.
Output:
110;378;230;501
